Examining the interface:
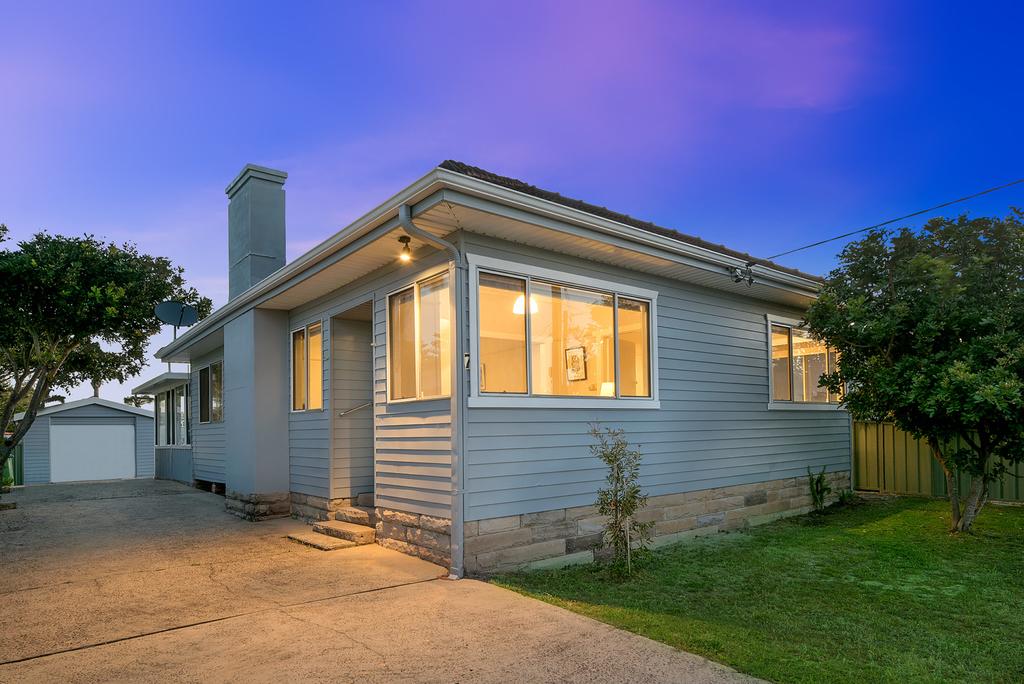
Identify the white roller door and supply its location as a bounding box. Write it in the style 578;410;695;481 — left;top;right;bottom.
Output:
50;423;136;482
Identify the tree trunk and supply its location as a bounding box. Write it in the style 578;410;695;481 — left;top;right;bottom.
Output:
956;476;988;533
929;439;961;532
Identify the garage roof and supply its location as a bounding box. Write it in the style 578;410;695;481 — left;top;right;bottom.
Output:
14;397;153;421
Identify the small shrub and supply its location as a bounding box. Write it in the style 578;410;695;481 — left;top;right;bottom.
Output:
808;466;832;512
591;424;652;576
837;488;857;507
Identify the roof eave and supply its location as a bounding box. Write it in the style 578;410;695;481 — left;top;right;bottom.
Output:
158;166;821;361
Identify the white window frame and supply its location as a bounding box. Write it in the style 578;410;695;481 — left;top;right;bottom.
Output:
467;254;660;409
290;319;325;413
765;314;845;411
197;361;224;424
385;265;453;404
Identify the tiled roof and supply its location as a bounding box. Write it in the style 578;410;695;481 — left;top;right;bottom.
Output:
439;160;821;282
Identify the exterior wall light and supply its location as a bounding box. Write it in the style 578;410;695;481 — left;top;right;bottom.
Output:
398;235;412;263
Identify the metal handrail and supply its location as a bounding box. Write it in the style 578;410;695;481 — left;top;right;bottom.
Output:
337;402;371;417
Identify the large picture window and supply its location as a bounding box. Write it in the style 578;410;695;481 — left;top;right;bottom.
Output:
291;321;323;411
476;269;652;400
770;321;841;405
198;361;224;423
388;272;451;401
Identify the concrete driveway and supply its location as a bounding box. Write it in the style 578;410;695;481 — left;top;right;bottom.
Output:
0;480;755;683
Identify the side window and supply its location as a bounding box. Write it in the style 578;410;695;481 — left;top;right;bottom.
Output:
769;322;840;405
291;322;324;411
199;367;210;423
198;362;224;423
387;272;452;401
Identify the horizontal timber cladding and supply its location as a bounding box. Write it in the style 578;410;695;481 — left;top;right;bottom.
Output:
191;348;225;483
460;233;852;522
21;416;50;484
286;251;453;519
464;471;851;575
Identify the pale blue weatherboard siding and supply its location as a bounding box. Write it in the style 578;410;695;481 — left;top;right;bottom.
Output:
288;311;330;498
135;415;155;478
287;252;453;516
191;348;226;483
460;234;851;521
21;416;50;484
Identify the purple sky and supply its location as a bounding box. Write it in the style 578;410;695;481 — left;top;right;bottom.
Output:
2;1;1022;402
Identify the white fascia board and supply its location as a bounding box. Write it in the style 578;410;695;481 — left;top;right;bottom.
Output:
432;169;823;296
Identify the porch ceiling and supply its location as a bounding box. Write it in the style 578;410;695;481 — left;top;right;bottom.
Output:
258;225;450;311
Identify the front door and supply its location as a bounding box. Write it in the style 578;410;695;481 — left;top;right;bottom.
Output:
330;305;374;503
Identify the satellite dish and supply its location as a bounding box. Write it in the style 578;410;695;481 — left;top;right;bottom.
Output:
155;301;199;328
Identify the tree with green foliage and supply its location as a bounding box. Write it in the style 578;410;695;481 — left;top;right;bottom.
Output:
805;213;1024;533
591;424;652;575
0;224;211;483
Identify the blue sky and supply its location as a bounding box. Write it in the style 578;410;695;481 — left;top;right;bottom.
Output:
2;1;1022;401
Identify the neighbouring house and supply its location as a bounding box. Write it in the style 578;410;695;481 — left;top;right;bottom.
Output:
150;161;851;575
15;397;154;484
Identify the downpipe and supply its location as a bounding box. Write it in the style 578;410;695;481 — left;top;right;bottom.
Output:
398;204;467;579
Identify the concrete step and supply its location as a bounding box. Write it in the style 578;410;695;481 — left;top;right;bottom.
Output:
335;505;377;527
287;531;357;551
312;519;376;545
355;492;374;507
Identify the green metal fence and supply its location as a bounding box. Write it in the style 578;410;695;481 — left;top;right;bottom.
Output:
853;421;1024;502
2;443;24;486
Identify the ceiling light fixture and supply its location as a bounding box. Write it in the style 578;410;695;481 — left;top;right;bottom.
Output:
398;235;412;263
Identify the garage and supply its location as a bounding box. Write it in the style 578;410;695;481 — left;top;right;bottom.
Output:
15;397;155;484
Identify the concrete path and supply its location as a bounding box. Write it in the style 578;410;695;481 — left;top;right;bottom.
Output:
0;480;757;683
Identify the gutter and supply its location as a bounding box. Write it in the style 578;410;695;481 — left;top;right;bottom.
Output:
399;204;467;580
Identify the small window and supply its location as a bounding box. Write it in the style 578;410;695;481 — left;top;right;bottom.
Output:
155;392;169;446
210;362;223;421
291;322;324;411
292;328;306;411
198;362;224;423
172;385;189;446
617;298;651;398
769;322;840;405
199;367;210;423
478;272;527;394
388;272;451;401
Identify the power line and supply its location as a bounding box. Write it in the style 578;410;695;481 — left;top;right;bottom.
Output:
764;177;1024;261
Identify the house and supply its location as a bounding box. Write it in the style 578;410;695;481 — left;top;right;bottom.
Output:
152;161;851;575
131;372;194;485
15;397;154;484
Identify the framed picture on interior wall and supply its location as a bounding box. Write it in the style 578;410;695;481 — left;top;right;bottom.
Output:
565;346;587;382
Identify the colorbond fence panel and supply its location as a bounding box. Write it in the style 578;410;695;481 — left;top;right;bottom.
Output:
853;422;1024;502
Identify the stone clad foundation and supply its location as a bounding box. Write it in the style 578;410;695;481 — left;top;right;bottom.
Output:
290;492;355;522
226;490;291;521
464;471;851;576
375;508;452;568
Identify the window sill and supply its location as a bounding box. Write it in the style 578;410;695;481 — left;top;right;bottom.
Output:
468;395;660;410
767;402;846;412
157;444;193;449
387;395;451;405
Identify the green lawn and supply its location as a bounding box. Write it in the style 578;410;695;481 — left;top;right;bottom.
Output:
495;498;1024;683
